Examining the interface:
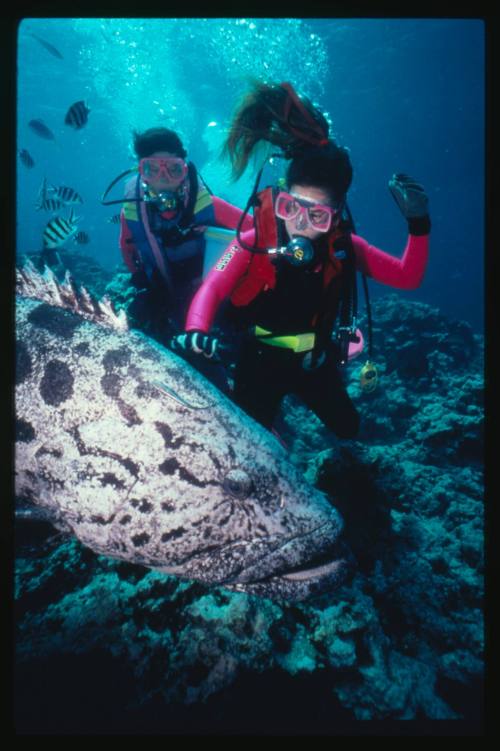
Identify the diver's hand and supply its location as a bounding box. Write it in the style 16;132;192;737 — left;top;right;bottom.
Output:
388;173;429;219
171;331;220;359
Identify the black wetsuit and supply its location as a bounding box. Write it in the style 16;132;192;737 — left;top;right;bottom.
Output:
226;256;360;439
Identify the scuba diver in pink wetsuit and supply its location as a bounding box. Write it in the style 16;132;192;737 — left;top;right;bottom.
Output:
173;83;430;439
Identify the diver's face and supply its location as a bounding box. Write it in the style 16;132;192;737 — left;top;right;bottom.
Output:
140;151;187;193
284;184;336;241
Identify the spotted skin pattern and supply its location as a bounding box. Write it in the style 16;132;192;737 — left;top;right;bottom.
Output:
15;268;351;601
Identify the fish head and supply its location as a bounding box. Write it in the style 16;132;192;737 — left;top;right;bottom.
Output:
95;373;350;602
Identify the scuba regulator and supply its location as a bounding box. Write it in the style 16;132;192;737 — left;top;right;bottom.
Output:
267;235;315;267
140;180;188;212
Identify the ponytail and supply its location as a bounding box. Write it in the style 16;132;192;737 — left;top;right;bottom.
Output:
223;81;330;179
223;80;352;204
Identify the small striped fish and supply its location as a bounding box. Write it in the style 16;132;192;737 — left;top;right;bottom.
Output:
64;100;90;130
36;197;64;212
107;214;121;224
43;209;80;249
75;231;90;245
47;184;83;204
36;177;63;212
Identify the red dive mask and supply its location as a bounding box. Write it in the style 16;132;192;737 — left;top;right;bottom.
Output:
275;191;338;233
139;157;188;183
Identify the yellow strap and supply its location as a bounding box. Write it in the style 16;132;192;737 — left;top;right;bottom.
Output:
254;326;316;353
194;185;213;214
123;202;138;221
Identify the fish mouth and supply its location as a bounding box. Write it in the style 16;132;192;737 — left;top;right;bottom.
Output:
235;540;349;584
280;544;347;581
225;521;353;600
159;519;351;601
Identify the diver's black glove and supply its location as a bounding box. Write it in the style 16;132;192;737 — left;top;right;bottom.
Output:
171;331;220;359
389;173;431;235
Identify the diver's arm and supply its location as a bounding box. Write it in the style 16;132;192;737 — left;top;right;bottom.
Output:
119;211;141;273
352;230;429;290
353;172;431;289
185;231;255;332
212;196;255;232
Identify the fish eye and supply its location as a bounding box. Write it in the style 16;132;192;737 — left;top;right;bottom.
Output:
223;469;253;499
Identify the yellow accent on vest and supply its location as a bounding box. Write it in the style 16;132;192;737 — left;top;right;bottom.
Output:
194;185;213;214
123;202;138;221
254;326;316;353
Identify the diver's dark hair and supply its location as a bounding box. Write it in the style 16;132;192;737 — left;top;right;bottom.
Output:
223;81;352;203
286;143;352;204
132;127;187;159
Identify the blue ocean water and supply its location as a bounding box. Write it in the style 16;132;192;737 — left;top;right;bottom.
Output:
16;17;484;331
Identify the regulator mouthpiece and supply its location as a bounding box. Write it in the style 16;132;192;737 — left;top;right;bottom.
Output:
267;236;315;267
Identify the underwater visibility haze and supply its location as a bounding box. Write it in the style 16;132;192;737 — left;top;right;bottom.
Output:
15;18;485;733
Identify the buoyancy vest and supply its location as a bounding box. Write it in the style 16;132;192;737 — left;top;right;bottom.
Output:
122;163;216;288
229;186;353;345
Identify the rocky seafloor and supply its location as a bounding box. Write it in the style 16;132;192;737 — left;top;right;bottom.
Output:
14;252;485;734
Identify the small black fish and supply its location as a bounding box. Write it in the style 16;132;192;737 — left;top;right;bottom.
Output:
19;149;35;168
28;119;55;140
75;231;90;245
30;33;64;60
108;214;121;224
64;100;90;130
47;184;83;204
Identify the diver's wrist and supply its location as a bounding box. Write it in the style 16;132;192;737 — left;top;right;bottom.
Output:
407;215;431;236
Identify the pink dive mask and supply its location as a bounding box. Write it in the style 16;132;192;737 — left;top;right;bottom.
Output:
275;191;338;233
139;156;188;183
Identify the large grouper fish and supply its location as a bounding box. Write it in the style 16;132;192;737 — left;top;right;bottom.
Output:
15;262;352;601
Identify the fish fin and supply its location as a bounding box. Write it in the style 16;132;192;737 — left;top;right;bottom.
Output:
16;260;129;332
16;500;59;525
68;207;82;225
37;177;47;200
15;501;71;557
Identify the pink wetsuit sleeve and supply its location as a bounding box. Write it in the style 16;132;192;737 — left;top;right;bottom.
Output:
119;211;140;273
212;196;254;232
352;232;429;289
185;230;256;332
